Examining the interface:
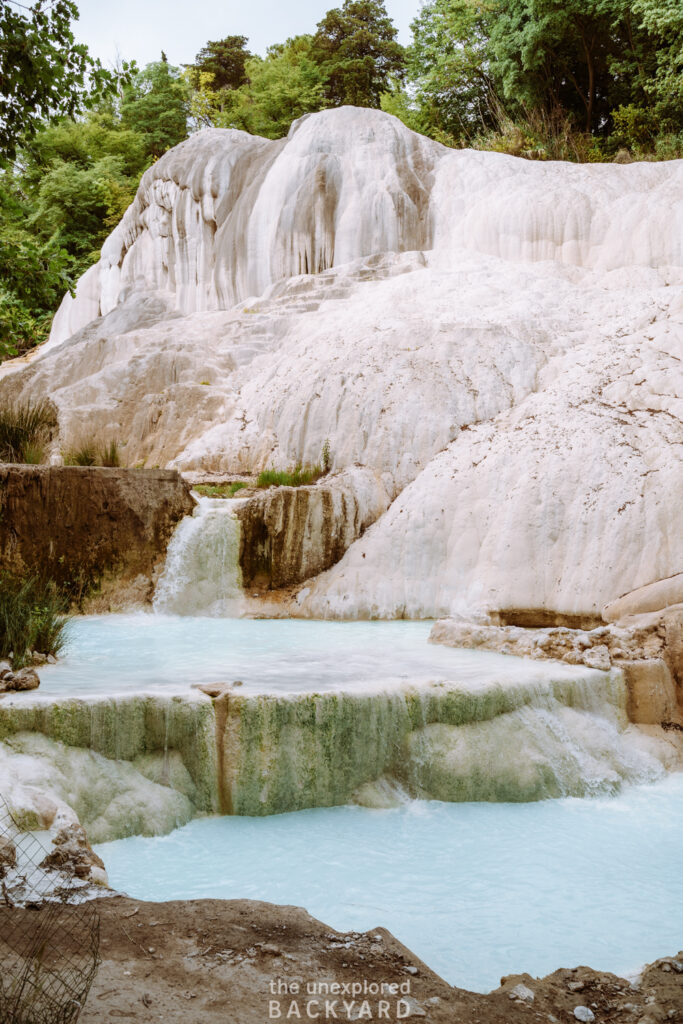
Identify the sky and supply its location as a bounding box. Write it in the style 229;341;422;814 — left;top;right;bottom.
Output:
72;0;422;70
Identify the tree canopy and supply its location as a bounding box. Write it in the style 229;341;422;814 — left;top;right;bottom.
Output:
405;0;683;151
121;60;190;159
0;0;116;163
312;0;406;108
1;0;681;362
192;36;253;92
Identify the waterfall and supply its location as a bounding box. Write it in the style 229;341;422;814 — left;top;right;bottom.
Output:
154;497;244;616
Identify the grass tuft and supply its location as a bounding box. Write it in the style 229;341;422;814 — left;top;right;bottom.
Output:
0;399;55;464
0;573;70;669
257;464;323;488
63;439;121;467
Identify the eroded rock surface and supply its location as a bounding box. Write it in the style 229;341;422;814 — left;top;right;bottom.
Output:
236;468;388;590
1;108;681;619
39;823;108;887
430;606;683;728
0;465;195;598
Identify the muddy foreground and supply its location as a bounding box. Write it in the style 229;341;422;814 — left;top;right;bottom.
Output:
12;896;678;1023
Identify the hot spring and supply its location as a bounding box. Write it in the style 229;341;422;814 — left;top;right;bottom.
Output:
96;774;683;992
1;613;681;992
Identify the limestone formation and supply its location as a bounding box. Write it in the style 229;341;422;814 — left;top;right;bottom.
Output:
235;467;388;590
1;107;681;620
2;654;682;832
430;610;683;726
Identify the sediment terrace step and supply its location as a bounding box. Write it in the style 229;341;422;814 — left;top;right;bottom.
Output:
3;661;673;839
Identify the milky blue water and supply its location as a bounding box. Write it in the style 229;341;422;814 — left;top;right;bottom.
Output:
96;774;683;992
38;614;587;696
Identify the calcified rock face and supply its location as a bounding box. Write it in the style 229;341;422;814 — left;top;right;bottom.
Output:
5;107;683;619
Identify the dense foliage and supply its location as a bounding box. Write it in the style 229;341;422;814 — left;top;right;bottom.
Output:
405;0;683;156
0;55;188;358
1;0;681;362
0;0;117;163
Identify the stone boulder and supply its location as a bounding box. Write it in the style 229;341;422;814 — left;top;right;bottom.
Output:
0;667;40;692
39;823;109;887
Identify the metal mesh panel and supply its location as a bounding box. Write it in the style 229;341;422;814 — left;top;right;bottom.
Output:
0;797;100;1024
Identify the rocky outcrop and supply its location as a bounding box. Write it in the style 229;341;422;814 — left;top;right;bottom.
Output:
603;574;683;621
39;823;108;887
430;606;683;726
0;465;195;596
235;469;388;590
0;667;40;692
1;109;681;619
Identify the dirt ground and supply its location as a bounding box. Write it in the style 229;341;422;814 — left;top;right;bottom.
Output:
8;896;679;1023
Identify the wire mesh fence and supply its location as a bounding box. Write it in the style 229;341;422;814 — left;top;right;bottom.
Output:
0;797;100;1024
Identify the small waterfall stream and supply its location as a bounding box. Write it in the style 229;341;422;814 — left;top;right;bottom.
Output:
154;497;244;616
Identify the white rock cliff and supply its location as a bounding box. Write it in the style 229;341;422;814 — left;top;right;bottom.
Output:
4;107;682;620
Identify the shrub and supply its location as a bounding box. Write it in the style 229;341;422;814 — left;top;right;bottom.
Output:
611;104;657;152
0;574;69;669
0;399;55;464
471;101;604;163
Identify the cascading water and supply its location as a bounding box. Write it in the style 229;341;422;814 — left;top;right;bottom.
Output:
153;497;244;616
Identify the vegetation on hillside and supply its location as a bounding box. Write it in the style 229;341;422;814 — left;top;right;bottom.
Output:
0;573;69;668
0;400;56;464
1;0;681;361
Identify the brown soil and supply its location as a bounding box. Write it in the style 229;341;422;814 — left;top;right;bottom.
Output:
0;465;194;596
31;896;682;1023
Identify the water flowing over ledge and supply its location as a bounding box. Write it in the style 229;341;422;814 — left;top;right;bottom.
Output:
0;619;678;841
154;498;243;615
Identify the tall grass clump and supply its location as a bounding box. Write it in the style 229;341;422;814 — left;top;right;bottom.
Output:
257;464;323;488
0;399;55;464
471;100;604;163
63;439;121;467
0;573;69;668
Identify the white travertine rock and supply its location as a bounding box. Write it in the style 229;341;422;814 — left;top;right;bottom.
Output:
3;107;682;619
603;574;683;621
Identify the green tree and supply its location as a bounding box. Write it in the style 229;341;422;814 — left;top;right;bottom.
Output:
228;37;328;138
487;0;643;134
0;183;73;357
0;52;191;360
121;60;189;158
33;154;136;264
631;0;683;127
192;36;253;92
18;111;151;268
407;0;496;141
312;0;405;108
0;0;116;163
